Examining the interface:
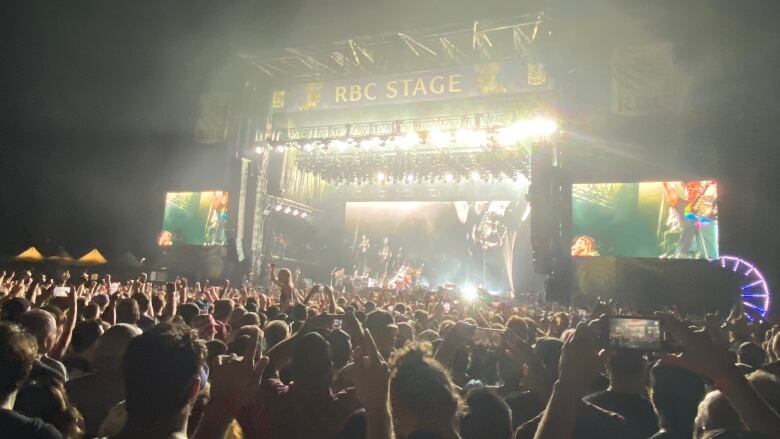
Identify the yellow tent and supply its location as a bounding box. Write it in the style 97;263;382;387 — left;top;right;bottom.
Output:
78;249;108;265
15;247;45;262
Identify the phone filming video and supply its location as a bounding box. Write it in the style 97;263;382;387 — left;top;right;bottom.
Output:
608;317;662;351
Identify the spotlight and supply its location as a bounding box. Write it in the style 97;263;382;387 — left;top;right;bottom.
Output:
292;209;299;216
427;128;452;148
456;128;488;147
274;204;283;212
255;146;264;154
462;285;478;302
444;173;454;183
470;171;481;181
376;172;385;182
495;123;526;146
284;207;292;214
528;117;558;137
329;139;347;152
301;212;308;218
396;131;421;149
405;174;415;183
275;145;285;153
303;143;315;152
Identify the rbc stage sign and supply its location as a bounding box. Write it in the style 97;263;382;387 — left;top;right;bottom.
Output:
271;59;553;113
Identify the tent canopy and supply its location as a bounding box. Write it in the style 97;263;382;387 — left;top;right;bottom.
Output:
78;249;108;265
15;247;45;262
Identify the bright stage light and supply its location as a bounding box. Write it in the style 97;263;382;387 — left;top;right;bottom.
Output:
284;207;292;214
405;174;415;183
275;145;285;153
329;139;348;152
470;171;481;181
301;212;308;218
427;128;452;148
376;172;385;182
456;128;488;147
495;123;526;146
292;209;299;216
462;285;478;302
395;131;421;149
255;146;264;154
274;204;283;212
528;117;557;137
444;173;454;183
360;137;381;150
303;143;315;152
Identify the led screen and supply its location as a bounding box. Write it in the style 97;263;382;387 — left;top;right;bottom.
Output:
572;180;718;259
158;191;229;246
344;201;525;293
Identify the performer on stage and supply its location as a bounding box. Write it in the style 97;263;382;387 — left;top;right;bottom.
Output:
378;237;393;278
662;180;717;258
355;234;371;276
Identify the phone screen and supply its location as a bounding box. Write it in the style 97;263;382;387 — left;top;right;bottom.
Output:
608;317;662;350
53;287;69;297
473;328;503;347
443;302;451;313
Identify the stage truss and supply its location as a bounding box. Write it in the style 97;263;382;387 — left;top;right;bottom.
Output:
239;14;548;81
256;112;556;184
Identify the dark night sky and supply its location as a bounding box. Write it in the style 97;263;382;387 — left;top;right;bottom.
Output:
2;1;780;288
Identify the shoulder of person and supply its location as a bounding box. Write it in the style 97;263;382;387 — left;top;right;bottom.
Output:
0;408;64;439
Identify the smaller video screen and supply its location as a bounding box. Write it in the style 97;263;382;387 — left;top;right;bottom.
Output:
608;317;662;350
572;180;718;259
158;191;229;246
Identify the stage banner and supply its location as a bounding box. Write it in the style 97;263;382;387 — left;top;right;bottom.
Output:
195;93;232;144
611;43;686;116
271;59;552;114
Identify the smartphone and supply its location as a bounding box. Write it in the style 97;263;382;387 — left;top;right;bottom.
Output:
53;286;70;297
608;316;663;351
473;328;503;347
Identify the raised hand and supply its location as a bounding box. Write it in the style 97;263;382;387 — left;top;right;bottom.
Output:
557;322;602;394
351;328;390;409
209;327;268;413
658;315;734;382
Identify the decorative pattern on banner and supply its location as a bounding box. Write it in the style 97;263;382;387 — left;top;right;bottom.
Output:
271;59;552;113
611;43;685;116
195;93;232;144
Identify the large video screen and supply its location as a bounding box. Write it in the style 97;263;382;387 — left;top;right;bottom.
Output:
158;191;229;246
344;201;526;293
572;180;718;259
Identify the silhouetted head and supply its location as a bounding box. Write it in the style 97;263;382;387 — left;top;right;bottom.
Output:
650;362;705;435
19;309;57;355
291;332;332;391
460;388;512;439
122;323;205;424
0;322;38;404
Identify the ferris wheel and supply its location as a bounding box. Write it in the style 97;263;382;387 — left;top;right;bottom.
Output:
711;255;771;319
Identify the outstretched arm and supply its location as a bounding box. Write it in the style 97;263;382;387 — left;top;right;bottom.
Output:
661;316;780;438
533;323;602;439
51;284;80;360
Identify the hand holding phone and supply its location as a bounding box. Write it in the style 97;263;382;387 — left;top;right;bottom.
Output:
608;316;663;351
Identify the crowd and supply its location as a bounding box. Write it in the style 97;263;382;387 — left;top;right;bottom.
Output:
1;266;780;439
